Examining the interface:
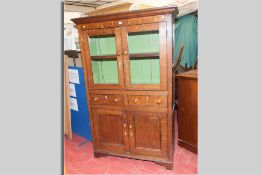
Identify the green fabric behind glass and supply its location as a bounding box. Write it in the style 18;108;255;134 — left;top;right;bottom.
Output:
128;31;160;84
174;15;198;67
88;31;162;85
91;59;119;84
130;58;160;84
128;31;160;54
89;35;118;84
89;35;116;56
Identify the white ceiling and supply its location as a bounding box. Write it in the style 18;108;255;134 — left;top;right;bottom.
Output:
64;0;119;8
64;0;198;16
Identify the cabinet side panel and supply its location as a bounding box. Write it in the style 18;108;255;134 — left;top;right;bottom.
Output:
76;26;97;148
165;14;174;161
178;78;198;146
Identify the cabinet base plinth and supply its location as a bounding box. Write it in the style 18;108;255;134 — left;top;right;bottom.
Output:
93;151;173;170
94;152;108;158
155;161;173;170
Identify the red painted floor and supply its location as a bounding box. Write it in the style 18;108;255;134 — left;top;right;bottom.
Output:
64;112;198;174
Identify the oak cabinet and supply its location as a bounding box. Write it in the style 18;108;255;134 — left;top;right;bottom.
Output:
72;6;178;170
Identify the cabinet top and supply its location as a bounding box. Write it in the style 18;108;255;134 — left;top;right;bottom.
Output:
71;6;178;25
176;70;198;79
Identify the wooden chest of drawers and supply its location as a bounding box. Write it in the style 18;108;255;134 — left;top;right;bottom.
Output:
72;6;179;170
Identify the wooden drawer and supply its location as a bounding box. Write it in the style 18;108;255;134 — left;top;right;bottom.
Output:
127;95;167;108
90;94;124;106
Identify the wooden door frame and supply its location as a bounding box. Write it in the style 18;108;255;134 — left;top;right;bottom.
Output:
121;22;167;91
82;27;125;90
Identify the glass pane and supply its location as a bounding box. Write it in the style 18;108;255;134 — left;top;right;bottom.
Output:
128;31;159;54
89;35;119;84
128;30;160;84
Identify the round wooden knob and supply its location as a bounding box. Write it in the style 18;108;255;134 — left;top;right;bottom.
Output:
124;51;128;55
123;123;127;128
157;99;161;104
114;98;119;103
146;96;149;100
129;125;132;129
104;95;108;100
94;97;98;102
134;99;138;103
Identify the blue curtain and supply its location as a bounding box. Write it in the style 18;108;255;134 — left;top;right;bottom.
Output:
174;15;198;67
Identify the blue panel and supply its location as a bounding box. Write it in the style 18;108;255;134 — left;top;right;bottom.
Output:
68;66;92;141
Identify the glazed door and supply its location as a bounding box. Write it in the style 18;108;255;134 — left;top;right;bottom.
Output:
121;23;167;90
128;111;168;157
83;28;125;90
92;109;129;153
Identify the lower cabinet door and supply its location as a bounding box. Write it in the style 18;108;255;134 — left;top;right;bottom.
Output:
128;111;168;157
92;109;129;153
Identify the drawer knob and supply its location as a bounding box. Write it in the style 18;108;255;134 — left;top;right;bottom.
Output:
146;96;149;100
129;125;132;129
94;97;98;102
114;98;119;103
124;131;127;136
118;21;123;25
124;51;128;55
104;95;108;100
123;123;127;128
157;99;161;104
134;99;138;103
130;132;133;136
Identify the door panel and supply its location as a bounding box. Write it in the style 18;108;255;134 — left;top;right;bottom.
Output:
128;111;168;157
92;109;129;153
121;23;167;90
82;28;125;90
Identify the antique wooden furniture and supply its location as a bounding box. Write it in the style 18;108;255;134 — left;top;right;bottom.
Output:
172;45;198;111
72;6;179;169
172;44;184;111
176;70;198;153
64;55;72;140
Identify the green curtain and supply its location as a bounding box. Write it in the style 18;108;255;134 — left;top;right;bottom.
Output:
174;15;198;67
